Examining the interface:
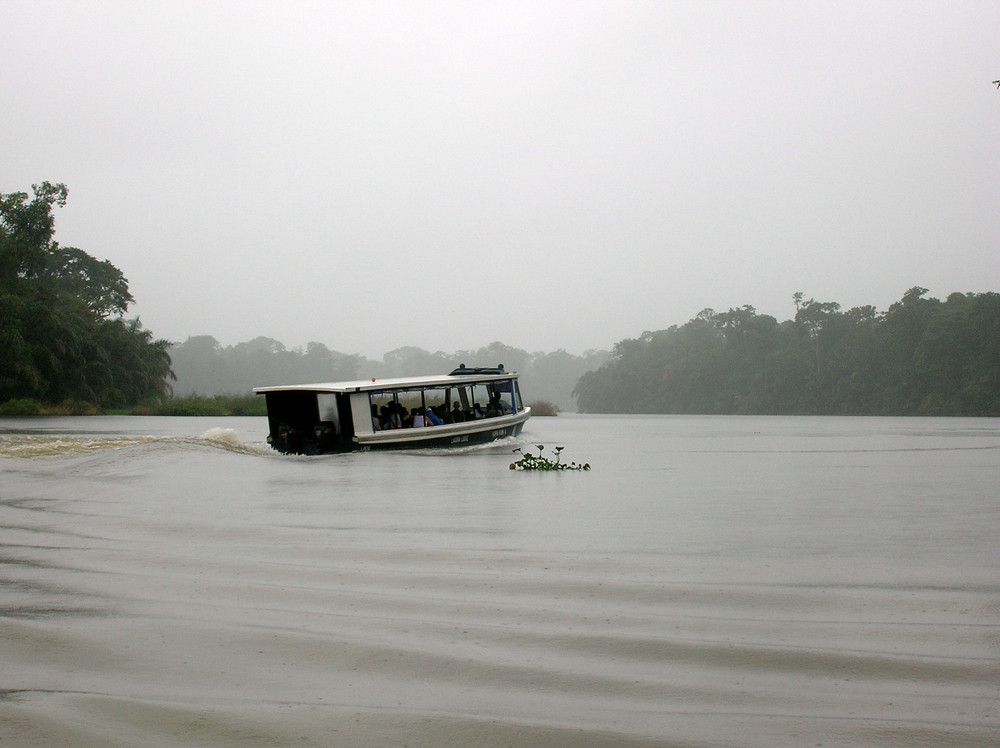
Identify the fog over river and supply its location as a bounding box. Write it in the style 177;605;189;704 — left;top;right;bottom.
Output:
1;415;997;747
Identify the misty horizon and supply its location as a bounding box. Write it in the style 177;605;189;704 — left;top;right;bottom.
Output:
4;1;998;361
165;283;953;361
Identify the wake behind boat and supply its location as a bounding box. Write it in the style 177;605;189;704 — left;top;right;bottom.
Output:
253;364;530;454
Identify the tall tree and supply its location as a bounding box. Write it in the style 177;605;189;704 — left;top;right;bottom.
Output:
0;183;174;408
0;182;67;286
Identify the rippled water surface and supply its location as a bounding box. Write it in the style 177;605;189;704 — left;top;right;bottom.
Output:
1;414;998;746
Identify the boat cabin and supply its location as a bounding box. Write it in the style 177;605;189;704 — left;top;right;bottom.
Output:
254;365;530;454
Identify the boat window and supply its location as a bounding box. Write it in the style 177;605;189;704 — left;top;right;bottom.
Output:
421;388;448;411
369;387;450;429
317;393;340;428
453;386;471;410
466;382;515;417
366;380;517;428
369;390;411;429
488;380;516;415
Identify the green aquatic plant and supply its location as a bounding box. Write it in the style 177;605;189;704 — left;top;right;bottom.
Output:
509;444;590;471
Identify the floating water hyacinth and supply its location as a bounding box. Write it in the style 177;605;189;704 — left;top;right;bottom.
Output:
509;445;590;471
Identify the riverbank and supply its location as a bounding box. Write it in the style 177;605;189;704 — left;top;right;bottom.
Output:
1;395;561;418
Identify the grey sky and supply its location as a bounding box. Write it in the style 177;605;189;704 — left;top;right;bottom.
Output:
3;0;998;359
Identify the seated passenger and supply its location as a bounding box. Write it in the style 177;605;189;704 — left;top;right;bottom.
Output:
411;407;426;427
485;396;501;418
425;407;443;426
472;402;485;419
451;403;466;422
438;405;454;424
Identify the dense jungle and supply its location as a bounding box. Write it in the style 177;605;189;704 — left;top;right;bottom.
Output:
574;289;1000;416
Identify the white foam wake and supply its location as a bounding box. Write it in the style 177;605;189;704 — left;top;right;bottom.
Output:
0;434;161;458
192;428;272;455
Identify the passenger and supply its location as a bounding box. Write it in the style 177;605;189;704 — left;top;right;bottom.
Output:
425;407;443;426
379;405;391;430
389;403;403;429
451;403;466;422
411;407;426;428
472;402;485;419
371;403;381;430
438;405;454;424
488;394;510;416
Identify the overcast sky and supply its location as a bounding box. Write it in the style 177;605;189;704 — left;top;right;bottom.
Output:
3;1;998;359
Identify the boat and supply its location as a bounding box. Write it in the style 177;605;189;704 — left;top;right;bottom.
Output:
253;364;531;454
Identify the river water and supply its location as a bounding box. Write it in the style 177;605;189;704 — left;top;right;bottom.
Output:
1;414;997;747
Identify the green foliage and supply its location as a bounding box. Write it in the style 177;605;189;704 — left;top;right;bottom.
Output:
46;399;100;415
574;289;1000;416
0;183;174;409
41;245;134;317
509;445;590;471
131;394;267;417
0;398;42;416
0;181;67;285
0;397;100;415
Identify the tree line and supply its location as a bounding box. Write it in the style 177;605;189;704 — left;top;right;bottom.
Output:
574;288;1000;416
5;182;995;418
168;337;609;413
1;183;173;411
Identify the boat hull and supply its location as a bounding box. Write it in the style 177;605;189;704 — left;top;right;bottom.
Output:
354;410;530;451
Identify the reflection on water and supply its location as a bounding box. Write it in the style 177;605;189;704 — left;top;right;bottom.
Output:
1;415;998;746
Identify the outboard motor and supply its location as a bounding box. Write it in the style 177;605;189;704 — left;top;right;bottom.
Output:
314;421;338;453
277;423;303;454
